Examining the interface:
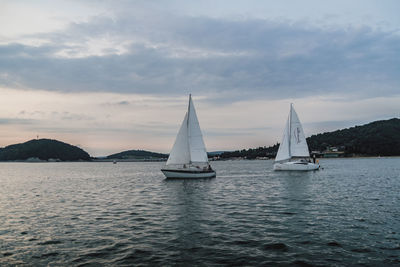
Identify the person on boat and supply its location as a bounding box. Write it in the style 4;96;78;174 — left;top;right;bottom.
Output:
183;164;187;168
313;154;316;164
208;164;212;171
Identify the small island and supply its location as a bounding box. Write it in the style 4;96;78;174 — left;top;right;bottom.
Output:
0;139;91;162
105;150;168;161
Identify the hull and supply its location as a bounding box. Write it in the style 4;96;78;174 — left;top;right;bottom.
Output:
273;162;319;171
161;169;216;179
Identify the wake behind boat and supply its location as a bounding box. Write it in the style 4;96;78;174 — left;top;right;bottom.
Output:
273;104;320;171
161;94;216;179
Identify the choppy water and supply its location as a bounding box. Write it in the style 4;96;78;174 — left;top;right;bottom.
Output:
0;158;399;266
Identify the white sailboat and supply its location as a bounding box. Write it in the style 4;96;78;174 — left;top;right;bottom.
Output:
161;94;216;179
273;104;320;171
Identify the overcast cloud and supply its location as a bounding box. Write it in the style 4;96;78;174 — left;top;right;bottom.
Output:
1;12;399;100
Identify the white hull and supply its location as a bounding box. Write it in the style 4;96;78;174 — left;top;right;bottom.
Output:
161;169;216;179
273;162;319;171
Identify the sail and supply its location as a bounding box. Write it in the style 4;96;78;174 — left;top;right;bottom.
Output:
275;114;291;162
289;105;310;158
275;104;310;162
166;95;209;165
188;95;209;163
166;112;190;165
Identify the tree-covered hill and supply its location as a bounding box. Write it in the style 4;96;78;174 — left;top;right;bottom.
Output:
219;144;279;159
0;139;91;161
107;150;168;160
307;118;400;156
219;118;400;159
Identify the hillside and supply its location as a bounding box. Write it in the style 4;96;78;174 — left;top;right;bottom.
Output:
107;150;168;160
219;145;279;159
219;118;400;159
307;118;400;156
208;151;230;156
0;139;91;161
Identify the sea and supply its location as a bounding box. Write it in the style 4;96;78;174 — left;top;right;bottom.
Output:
0;158;399;266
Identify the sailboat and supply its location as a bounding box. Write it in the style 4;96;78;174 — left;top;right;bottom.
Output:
273;104;320;171
161;94;216;179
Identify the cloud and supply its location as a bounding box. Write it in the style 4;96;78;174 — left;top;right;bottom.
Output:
0;118;36;125
0;12;398;102
101;100;130;106
204;126;272;137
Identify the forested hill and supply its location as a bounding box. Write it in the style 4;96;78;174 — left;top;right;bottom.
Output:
219;118;400;159
0;139;91;161
307;118;400;156
107;150;168;160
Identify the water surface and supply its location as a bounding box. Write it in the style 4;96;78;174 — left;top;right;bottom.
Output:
0;158;399;266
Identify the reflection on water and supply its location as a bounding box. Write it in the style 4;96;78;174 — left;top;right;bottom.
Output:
0;158;399;266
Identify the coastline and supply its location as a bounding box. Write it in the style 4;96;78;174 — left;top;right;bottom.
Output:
0;156;399;163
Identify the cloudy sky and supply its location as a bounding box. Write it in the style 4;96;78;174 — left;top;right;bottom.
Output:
0;0;399;156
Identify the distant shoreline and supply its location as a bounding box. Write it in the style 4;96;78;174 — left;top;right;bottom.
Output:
93;158;167;162
0;156;398;163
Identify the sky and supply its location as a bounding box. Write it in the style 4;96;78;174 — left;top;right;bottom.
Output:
0;0;399;156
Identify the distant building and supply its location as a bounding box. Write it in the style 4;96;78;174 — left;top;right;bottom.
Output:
323;147;345;158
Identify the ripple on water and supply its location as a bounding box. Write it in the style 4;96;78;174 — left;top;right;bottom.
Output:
327;241;342;247
291;260;317;267
350;247;373;253
379;246;400;251
32;252;59;259
39;240;63;245
228;239;261;248
115;248;154;264
262;243;289;252
298;240;313;245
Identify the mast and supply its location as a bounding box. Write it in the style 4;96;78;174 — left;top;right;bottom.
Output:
187;94;191;126
187;94;192;164
288;103;292;159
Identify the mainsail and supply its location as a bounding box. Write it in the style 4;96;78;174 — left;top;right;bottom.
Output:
289;105;309;158
187;95;208;163
166;95;209;166
275;104;310;162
